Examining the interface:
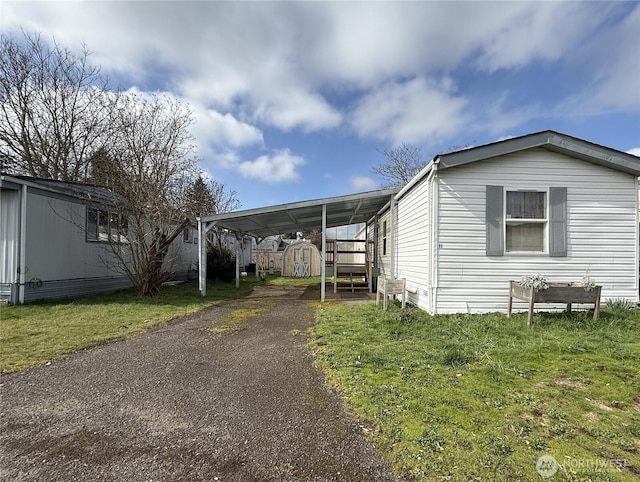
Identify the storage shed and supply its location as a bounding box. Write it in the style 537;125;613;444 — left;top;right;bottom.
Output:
281;240;322;277
376;131;640;314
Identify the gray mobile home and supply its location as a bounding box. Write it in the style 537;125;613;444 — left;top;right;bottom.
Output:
0;175;198;303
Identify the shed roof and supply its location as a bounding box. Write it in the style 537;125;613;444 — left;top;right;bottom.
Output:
199;188;399;239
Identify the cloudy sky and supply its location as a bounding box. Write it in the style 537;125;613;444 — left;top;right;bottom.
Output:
2;1;639;209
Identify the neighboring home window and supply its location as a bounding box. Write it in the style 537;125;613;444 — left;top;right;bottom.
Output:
86;207;128;243
486;186;566;257
505;191;546;252
382;220;388;256
184;227;191;243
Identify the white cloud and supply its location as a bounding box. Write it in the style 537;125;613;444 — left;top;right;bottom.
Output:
627;148;640;157
2;1;637;162
3;1;596;138
351;77;468;145
191;109;263;148
350;176;378;192
203;149;242;171
557;5;640;115
475;2;609;72
251;90;342;132
307;3;541;85
237;149;305;183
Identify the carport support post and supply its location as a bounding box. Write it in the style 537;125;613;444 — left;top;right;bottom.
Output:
321;203;327;302
198;219;218;297
235;233;241;289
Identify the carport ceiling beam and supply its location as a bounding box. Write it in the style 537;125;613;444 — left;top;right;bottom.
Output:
347;199;363;225
240;216;283;237
285;211;302;232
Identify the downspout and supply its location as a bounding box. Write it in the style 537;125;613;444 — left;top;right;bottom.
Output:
17;184;27;304
426;160;439;313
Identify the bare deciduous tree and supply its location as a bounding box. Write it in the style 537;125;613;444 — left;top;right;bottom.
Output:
372;143;426;188
103;92;199;296
204;177;241;249
0;31;113;180
2;31;243;296
206;178;240;216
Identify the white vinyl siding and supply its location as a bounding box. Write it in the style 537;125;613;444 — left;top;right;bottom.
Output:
433;148;637;314
395;176;432;311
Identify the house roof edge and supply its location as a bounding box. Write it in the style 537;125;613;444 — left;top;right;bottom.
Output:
433;130;640;176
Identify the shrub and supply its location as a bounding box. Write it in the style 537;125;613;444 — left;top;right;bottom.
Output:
605;298;636;314
206;245;236;282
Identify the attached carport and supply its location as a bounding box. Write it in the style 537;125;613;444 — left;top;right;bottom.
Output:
197;188;399;302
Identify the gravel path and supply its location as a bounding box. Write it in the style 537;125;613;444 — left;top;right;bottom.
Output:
0;286;398;481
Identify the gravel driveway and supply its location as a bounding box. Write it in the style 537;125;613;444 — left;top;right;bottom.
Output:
0;285;398;481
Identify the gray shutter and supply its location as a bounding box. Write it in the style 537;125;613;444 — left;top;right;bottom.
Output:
486;185;504;256
549;187;567;257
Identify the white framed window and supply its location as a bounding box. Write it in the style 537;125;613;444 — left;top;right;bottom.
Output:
382;220;388;256
486;186;566;257
505;190;547;253
86;207;128;243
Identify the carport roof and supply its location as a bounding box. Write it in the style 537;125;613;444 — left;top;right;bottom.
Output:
198;187;399;239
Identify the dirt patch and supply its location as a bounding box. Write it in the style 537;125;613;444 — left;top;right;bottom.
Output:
583;412;600;423
555;378;585;389
0;289;399;481
587;399;615;411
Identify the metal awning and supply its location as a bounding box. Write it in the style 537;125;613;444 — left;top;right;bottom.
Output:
198;187;399;239
197;187;400;301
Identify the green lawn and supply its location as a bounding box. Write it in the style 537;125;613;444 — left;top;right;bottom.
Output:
0;279;256;373
313;303;640;481
4;277;639;480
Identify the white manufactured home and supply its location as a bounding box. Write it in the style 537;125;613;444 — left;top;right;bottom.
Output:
0;175;198;304
377;131;640;314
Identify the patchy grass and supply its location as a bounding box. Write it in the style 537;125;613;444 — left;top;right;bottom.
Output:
210;298;275;334
313;303;640;481
266;275;324;287
0;274;321;374
0;279;256;373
